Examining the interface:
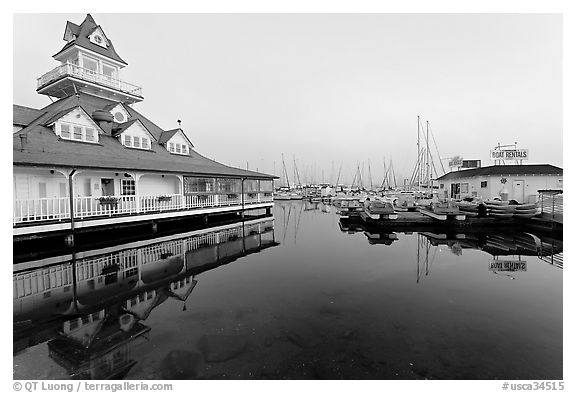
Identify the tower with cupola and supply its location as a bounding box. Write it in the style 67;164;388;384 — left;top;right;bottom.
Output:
37;14;143;104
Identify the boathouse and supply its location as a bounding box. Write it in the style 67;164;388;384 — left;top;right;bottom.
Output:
436;164;563;202
13;14;275;238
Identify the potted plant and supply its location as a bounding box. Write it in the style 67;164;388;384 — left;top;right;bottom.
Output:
157;195;172;202
97;196;119;207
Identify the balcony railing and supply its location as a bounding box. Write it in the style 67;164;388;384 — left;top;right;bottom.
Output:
37;63;143;97
13;192;272;225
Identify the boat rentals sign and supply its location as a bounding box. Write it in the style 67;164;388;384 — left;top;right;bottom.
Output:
448;156;463;168
489;260;527;272
490;149;529;161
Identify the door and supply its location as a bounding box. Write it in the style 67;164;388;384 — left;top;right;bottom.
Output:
14;176;30;221
450;183;460;199
513;180;525;203
101;179;115;196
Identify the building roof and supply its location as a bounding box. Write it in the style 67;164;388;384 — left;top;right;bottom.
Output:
13;92;276;180
157;129;179;145
53;14;128;65
158;128;194;147
436;164;563;181
13;105;44;126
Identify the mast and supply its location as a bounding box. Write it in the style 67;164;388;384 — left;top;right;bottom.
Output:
335;161;343;189
417;116;421;192
281;153;290;190
426;120;429;195
368;159;373;191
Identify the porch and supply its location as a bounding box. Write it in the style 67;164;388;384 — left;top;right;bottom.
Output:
13;168;274;232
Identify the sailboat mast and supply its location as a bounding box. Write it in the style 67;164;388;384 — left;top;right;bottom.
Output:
417;116;421;192
282;153;290;189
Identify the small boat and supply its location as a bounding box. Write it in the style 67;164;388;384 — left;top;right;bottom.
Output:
365;199;395;215
514;203;538;210
273;193;292;201
488;211;514;218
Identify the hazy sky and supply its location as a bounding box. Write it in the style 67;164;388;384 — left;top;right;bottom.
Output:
13;13;562;185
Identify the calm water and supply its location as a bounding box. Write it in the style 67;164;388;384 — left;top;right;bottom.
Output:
13;201;563;380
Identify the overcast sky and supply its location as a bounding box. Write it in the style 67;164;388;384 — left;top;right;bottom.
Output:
13;13;562;185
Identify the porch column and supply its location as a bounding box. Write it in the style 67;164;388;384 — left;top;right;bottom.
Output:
134;173;143;213
213;178;219;207
178;175;185;210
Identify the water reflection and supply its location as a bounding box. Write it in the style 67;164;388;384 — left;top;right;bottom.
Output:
14;218;277;380
14;203;562;380
338;216;563;275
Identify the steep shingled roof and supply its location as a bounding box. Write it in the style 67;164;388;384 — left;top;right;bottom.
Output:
436;164;563;181
53;14;128;65
158;128;194;147
13;93;276;180
13;105;44;126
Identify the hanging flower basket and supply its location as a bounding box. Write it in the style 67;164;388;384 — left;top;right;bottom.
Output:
227;193;239;199
247;193;257;198
97;196;119;207
157;195;172;202
197;194;209;201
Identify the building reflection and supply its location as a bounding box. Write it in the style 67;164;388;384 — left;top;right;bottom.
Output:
13;218;277;379
338;216;563;283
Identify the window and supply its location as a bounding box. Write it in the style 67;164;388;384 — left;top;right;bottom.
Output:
83;57;98;73
59;122;98;143
102;64;116;79
124;135;132;147
184;177;215;193
182;145;188;155
480;181;487;188
114;112;125;122
169;142;175;153
60;124;71;139
85;128;95;142
121;179;135;195
175;144;181;153
260;180;273;192
73;126;83;140
133;136;140;148
460;183;469;194
142;138;149;149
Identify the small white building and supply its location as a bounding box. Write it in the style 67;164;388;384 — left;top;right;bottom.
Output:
436;164;563;203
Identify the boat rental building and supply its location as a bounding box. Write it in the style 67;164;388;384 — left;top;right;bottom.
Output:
13;14;275;239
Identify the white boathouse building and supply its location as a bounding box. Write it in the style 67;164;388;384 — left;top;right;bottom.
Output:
13;14;275;238
436;164;563;203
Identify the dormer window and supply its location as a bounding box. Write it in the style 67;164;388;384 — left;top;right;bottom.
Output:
59;122;98;143
121;134;151;150
116;119;154;150
168;142;189;155
89;28;108;48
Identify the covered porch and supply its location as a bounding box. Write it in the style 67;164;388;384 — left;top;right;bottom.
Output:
13;167;274;229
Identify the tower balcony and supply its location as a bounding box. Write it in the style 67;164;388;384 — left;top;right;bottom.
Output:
37;63;143;104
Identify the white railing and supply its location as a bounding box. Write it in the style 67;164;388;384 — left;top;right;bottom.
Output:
140;194;182;213
75;195;137;218
13;197;70;223
13;264;73;299
37;63;143;97
185;194;216;209
13;192;273;226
